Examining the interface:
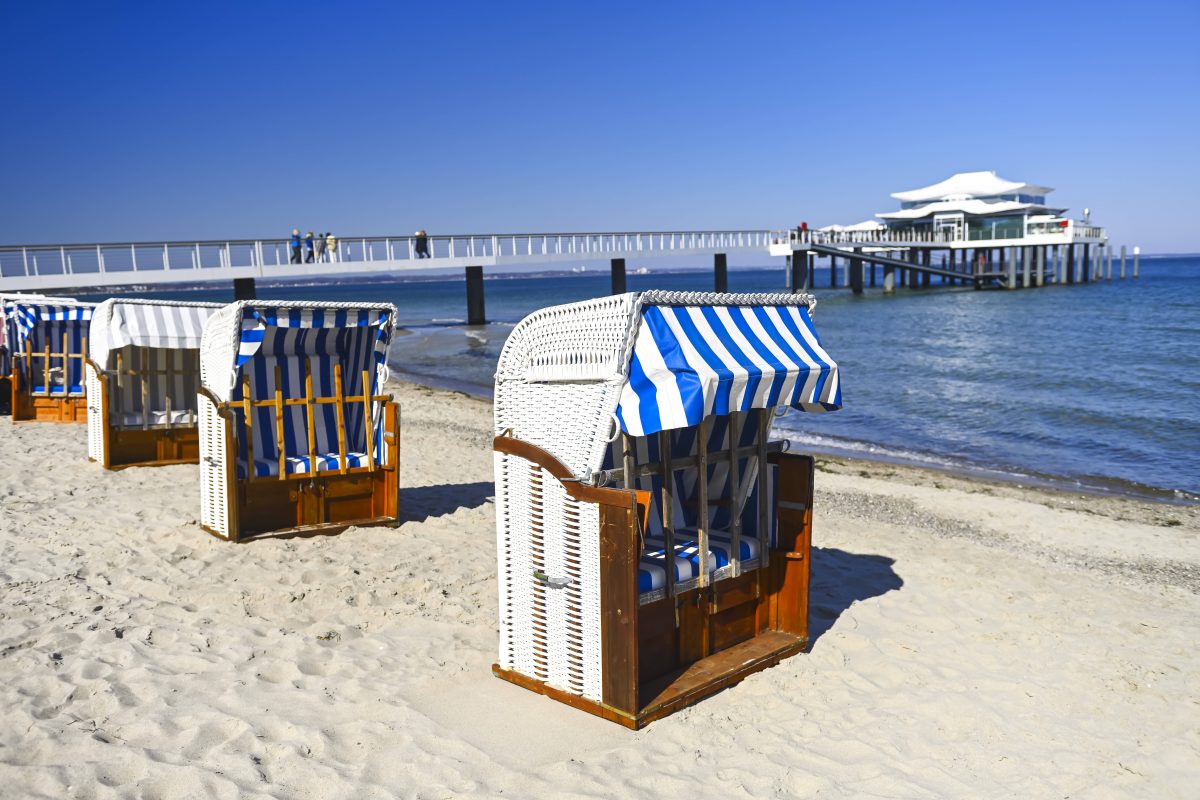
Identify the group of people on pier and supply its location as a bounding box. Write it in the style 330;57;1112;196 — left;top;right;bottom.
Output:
290;229;339;264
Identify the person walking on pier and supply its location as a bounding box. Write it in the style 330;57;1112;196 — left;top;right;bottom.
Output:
290;228;302;264
315;232;327;261
326;232;338;263
304;231;315;263
415;230;431;258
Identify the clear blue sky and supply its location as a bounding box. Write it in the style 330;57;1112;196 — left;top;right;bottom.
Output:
2;1;1197;251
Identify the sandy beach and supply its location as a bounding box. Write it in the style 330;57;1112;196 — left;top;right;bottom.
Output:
1;380;1197;799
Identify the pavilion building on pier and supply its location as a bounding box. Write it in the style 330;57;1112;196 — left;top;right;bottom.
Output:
875;170;1073;242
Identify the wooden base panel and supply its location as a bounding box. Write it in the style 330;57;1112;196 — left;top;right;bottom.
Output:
12;393;87;423
103;427;201;469
494;631;806;730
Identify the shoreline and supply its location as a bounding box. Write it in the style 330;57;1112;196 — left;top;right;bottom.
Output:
388;370;1198;508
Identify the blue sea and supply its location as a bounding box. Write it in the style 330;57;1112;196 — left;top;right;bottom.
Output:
91;257;1200;502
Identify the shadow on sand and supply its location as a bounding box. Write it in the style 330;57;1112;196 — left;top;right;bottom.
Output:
808;546;903;644
402;481;494;523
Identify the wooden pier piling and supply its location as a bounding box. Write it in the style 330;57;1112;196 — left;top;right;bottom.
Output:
1120;245;1127;279
849;249;863;295
1133;247;1140;279
789;250;808;293
714;253;728;293
233;277;256;301
465;265;486;325
610;258;627;294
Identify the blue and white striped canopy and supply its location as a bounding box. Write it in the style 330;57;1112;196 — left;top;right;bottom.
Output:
13;303;94;347
616;302;840;436
237;306;391;370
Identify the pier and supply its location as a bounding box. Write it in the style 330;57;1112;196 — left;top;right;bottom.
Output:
0;173;1133;323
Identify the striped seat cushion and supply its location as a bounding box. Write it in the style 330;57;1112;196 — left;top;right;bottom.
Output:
31;383;85;394
117;410;197;427
675;528;760;569
238;452;372;479
638;539;716;594
639;530;762;595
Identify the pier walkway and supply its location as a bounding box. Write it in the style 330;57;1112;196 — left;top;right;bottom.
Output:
0;222;1127;323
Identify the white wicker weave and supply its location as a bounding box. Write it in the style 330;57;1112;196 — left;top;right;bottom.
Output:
493;290;818;703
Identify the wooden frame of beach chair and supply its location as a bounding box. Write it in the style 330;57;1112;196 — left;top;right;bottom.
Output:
0;293;62;416
85;299;224;469
8;300;95;423
492;291;841;729
197;301;400;542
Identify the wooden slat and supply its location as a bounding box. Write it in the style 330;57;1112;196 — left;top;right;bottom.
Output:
334;363;348;475
696;417;709;590
599;501;639;715
115;350;124;414
43;342;51;396
164;347;173;423
141;348;150;430
362;369;374;471
757;411;770;570
657;429;676;603
242;373;254;482
304;358;317;469
274;364;286;479
728;411;742;578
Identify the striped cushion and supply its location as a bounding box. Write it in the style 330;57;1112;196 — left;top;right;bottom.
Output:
238;452;372;479
638;530;762;595
31;383;85;394
638;539;716;594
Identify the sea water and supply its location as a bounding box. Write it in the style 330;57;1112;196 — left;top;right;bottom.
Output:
100;257;1200;501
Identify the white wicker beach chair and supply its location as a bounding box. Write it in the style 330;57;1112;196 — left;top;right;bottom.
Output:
493;290;841;728
6;296;96;422
85;298;223;468
197;300;401;542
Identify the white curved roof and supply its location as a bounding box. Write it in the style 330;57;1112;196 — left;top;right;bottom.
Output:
892;171;1053;203
878;199;1064;221
89;298;223;368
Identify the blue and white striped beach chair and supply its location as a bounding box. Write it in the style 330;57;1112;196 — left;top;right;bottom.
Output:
86;298;223;468
492;290;840;728
7;298;96;422
197;300;400;541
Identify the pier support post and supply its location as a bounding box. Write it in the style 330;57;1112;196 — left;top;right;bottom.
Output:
1133;247;1140;279
908;250;919;289
921;250;931;287
1106;245;1113;280
465;266;486;325
1081;245;1091;283
1022;246;1031;288
1120;245;1127;279
610;258;627;294
1035;246;1045;287
714;253;728;293
829;254;838;288
1056;246;1064;284
870;261;877;288
1066;246;1076;285
1006;247;1016;289
790;250;808;294
233;277;256;301
849;249;863;294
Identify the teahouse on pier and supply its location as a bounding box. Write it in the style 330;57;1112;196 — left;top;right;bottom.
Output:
782;171;1128;294
0;172;1133;323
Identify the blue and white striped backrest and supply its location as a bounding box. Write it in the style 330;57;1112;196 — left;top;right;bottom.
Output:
230;310;391;469
14;304;93;391
604;408;777;545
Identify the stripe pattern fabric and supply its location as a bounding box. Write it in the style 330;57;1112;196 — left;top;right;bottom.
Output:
103;302;216;356
13;303;94;394
616;302;841;437
230;308;393;479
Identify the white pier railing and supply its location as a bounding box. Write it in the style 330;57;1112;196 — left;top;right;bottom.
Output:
0;229;773;291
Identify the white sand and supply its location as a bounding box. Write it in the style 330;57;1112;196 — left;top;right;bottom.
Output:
1;381;1197;799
